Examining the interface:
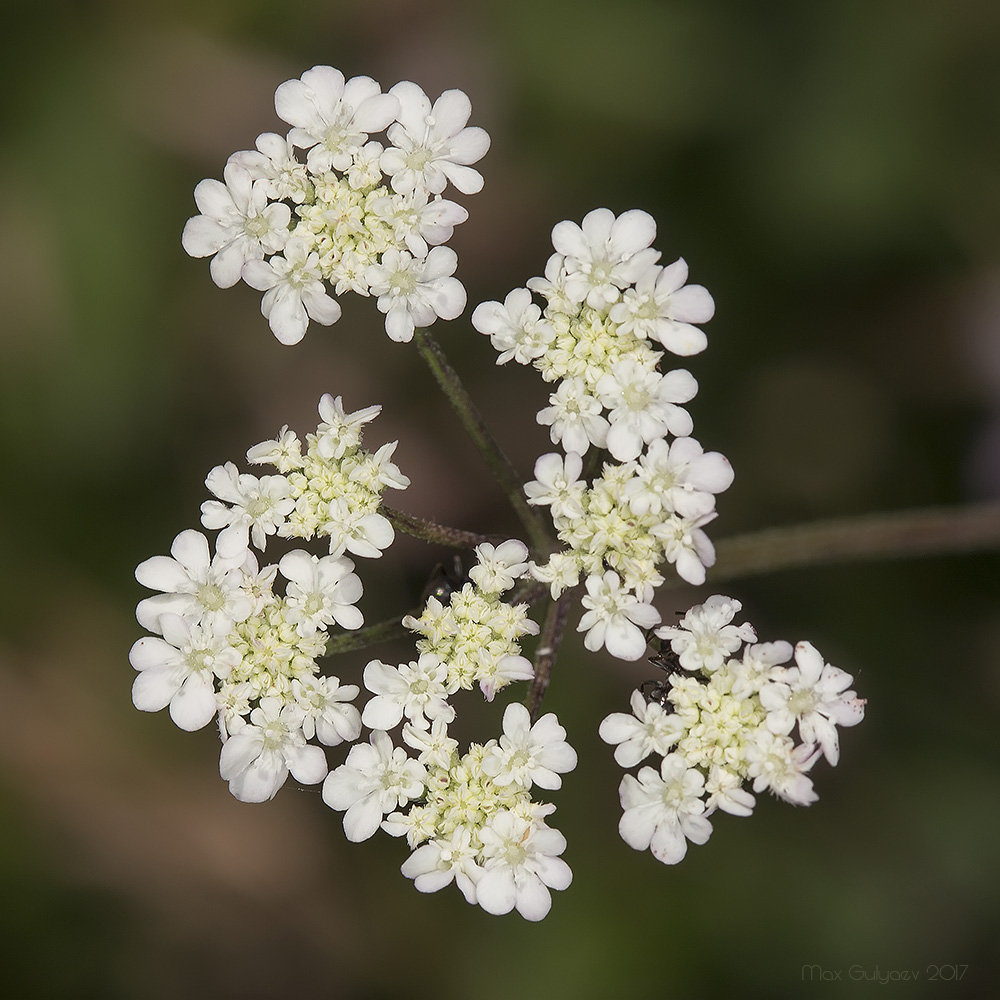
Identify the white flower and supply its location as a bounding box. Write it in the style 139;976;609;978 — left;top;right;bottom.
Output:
599;689;684;767
274;66;399;173
369;189;469;258
219;697;328;802
278;549;364;636
618;754;713;864
577;571;661;661
472;288;555;365
322;731;427;842
134;529;252;635
315;393;382;460
595;362;698;462
478;654;535;702
609;257;715;356
241;237;342;345
291;675;362;746
130;613;239;731
550;208;660;309
476;811;572;921
482;703;578;790
704;765;756;817
745;731;820;806
656;595;757;673
361;654;456;731
380;82;490;195
322;497;395;559
181;162;291;288
401;718;458;769
200;463;295;558
400;826;483;903
228;132;312;203
523;452;586;520
759;641;866;765
650;512;718;586
625;436;734;519
246;425;303;472
536;376;609;455
468;539;530;594
365;246;466;342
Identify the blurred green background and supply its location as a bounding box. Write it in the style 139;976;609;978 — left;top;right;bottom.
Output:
2;0;999;996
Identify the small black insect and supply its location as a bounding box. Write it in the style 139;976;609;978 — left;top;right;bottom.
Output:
421;554;469;605
639;646;683;711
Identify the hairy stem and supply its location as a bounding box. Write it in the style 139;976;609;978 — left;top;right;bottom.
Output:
711;501;1000;581
322;614;414;657
525;591;574;723
381;505;504;549
413;327;553;556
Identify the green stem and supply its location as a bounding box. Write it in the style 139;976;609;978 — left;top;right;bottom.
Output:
322;614;414;657
381;505;504;549
525;590;574;722
710;501;1000;582
413;327;553;556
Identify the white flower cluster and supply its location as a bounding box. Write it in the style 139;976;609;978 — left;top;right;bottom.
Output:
183;66;489;345
130;394;409;802
473;209;732;660
599;596;866;865
402;540;538;701
319;539;575;920
324;703;576;921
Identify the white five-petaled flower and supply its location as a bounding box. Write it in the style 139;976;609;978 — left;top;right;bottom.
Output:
482;703;578;790
228;132;312;204
365;246;466;342
475;811;573;921
656;595;757;673
523;452;586;520
618;753;713;864
315;393;382;460
241;237;342;345
400;826;483;904
291;675;362;747
274;65;400;174
599;689;684;767
759;641;866;765
468;539;530;594
322;730;427;842
595;361;698;462
134;528;253;635
219;697;329;803
380;82;491;196
361;654;456;731
471;287;555;365
609;257;715;356
200;463;295;559
536;376;609;455
577;571;661;661
550;208;660;309
130;613;239;731
322;497;394;559
278;549;364;636
625;436;734;519
182;162;291;288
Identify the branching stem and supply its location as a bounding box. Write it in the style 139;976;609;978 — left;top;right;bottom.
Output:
525;591;574;723
413;327;553;556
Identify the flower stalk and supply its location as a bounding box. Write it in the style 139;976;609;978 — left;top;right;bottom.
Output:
710;501;1000;582
413;327;554;556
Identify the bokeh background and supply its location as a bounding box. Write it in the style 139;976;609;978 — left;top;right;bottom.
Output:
2;1;999;996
